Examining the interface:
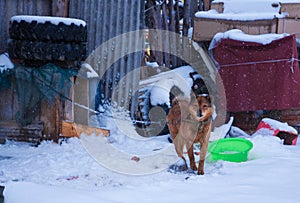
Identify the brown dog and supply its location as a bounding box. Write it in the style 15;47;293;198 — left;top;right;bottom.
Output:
167;95;213;175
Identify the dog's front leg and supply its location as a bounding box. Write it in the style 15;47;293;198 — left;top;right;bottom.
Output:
187;145;197;171
198;160;205;175
198;130;210;175
198;140;207;175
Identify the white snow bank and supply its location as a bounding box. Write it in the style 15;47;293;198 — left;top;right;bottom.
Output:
209;29;289;50
140;66;200;107
4;182;106;203
196;0;287;21
253;118;298;136
281;0;300;2
3;134;300;203
146;61;159;68
11;15;86;27
150;79;182;107
210;116;234;141
79;63;99;79
0;53;14;73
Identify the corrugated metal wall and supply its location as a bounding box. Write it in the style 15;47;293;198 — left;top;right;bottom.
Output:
0;0;52;52
69;0;144;114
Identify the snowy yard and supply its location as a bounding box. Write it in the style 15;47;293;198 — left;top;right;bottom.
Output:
1;0;300;202
1;112;300;203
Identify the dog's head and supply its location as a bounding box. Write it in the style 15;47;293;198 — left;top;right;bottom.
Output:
188;95;213;122
197;95;214;122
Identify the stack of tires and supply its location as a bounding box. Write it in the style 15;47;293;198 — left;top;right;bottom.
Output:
8;15;87;66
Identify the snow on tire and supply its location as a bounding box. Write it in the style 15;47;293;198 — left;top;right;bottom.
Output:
9;16;87;42
8;39;87;61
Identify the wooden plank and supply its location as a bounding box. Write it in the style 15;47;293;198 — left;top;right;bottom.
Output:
277;18;300;38
52;0;69;17
0;120;43;144
40;98;58;141
211;2;224;13
280;118;300;126
281;108;300;116
61;121;109;137
280;3;300;19
36;0;52;16
64;77;74;121
193;17;277;42
74;77;89;125
0;88;13;120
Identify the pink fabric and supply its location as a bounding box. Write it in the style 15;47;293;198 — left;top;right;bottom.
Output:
214;34;300;112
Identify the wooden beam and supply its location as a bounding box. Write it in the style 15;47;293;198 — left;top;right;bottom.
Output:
74;77;90;126
61;121;110;138
52;0;69;17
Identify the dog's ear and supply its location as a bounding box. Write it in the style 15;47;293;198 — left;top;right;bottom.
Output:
206;95;213;105
189;72;197;82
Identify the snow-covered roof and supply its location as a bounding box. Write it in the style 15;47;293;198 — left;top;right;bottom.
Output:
196;0;287;21
139;66;201;107
0;53;14;73
209;29;289;50
79;63;99;79
11;15;86;27
195;9;286;21
145;61;159;68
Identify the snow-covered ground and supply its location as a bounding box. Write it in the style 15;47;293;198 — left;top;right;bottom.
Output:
2;0;300;201
1;111;300;203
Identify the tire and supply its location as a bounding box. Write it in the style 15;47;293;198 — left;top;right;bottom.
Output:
8;39;87;61
134;104;170;137
9;18;87;42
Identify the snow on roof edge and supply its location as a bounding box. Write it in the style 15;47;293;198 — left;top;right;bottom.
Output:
11;15;86;27
195;10;286;21
213;0;300;3
195;0;291;21
209;29;289;50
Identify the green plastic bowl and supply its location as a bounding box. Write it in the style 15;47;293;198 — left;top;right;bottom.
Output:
208;138;253;162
